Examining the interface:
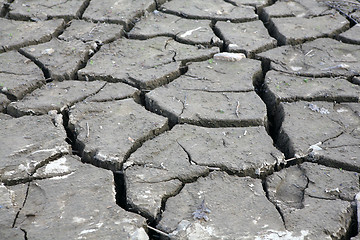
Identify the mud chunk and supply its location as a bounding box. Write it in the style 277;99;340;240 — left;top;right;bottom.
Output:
260;0;332;22
20;39;97;81
67;99;168;170
308;108;360;171
128;11;217;46
174;58;262;92
258;38;360;77
266;162;357;239
58;20;123;44
0;19;65;53
157;171;285;239
125;166;184;220
270;13;349;45
10;155;149;240
8;0;90;21
215;20;276;57
339;24;360;45
301;162;359;201
145;58;265;126
0;51;45;100
160;0;257;22
278;101;360;158
126;124;283;177
78;37;219;90
124;125;283;219
7;80;106;117
82;0;158;30
147;88;266;127
0;115;70;184
264;70;360;103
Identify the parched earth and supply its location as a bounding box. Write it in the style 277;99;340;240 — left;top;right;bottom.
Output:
1;0;360;239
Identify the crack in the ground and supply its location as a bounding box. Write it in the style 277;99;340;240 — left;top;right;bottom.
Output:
12;182;30;228
298;165;310;209
211;20;227;52
262;179;287;230
176;140;199;166
21;228;28;240
18;49;51;80
2;1;359;239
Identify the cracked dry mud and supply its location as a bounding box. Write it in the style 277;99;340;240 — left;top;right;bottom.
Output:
1;0;360;239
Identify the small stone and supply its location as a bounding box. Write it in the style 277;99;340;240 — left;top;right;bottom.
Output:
213;52;246;61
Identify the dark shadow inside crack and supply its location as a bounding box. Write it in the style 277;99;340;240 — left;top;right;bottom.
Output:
77;0;91;19
257;9;280;47
0;2;11;18
347;199;359;239
12;182;30;228
253;59;295;159
113;170;128;211
61;108;83;157
210;20;227;52
18;49;51;81
20;228;28;240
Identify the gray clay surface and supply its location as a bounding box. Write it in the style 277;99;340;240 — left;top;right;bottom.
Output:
20;39;97;81
1;0;359;239
58;20;123;44
264;70;360;103
8;0;90;21
78;37;218;89
7;80;106;117
266;162;357;239
0;18;65;52
128;11;219;46
158;171;286;239
258;38;360;77
9;155;149;240
85;82;140;103
67;99;168;171
215;20;277;57
260;0;332;21
0;51;45;100
340;24;360;45
160;0;257;22
0;115;70;184
124;124;284;219
82;0;159;30
270;13;349;45
278;101;360;158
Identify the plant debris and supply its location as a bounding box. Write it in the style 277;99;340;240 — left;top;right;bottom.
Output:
192;199;211;221
307;103;330;114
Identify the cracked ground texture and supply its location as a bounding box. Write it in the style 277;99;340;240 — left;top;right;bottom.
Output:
0;0;360;239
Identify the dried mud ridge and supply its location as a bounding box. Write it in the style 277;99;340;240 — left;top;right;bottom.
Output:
1;0;360;239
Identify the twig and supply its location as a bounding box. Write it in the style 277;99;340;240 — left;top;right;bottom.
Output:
86;122;90;138
147;225;170;237
208;166;221;171
235;101;240;118
340;0;360;5
304;49;314;56
325;2;359;24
